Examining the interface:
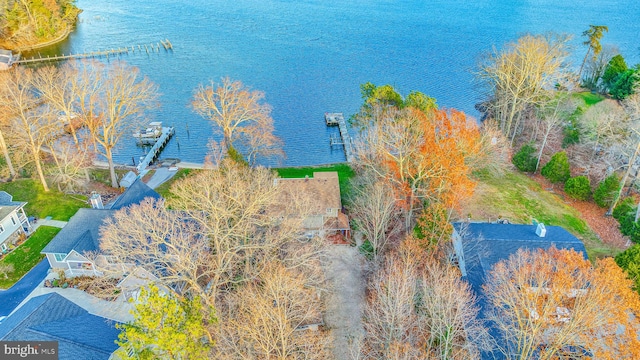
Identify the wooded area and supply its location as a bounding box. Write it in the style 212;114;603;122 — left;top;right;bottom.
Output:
0;0;81;50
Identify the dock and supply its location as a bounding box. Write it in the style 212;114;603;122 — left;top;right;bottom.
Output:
14;39;173;65
136;125;175;173
325;112;354;163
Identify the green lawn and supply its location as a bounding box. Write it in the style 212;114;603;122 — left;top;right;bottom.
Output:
468;168;619;259
573;91;605;106
0;226;61;289
154;168;197;198
0;179;87;221
275;163;356;200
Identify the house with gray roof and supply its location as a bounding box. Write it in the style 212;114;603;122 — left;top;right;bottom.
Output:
451;222;588;360
0;191;32;254
41;179;160;277
0;293;120;359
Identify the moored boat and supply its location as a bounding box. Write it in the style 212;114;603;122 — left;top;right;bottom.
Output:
133;122;163;139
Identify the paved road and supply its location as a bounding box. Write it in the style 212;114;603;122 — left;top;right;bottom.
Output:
0;259;49;317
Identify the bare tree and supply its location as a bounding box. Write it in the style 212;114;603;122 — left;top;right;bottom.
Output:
606;94;640;212
99;199;214;292
0;68;60;191
484;247;640;359
362;240;489;359
478;33;571;142
219;262;329;359
577;100;628;177
582;44;618;91
32;64;81;143
0;72;16;178
45;137;93;192
348;172;402;261
363;247;423;359
192;77;283;163
533;93;577;171
87;61;159;187
169;161;326;307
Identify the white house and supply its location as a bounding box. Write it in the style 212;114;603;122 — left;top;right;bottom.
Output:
0;191;31;253
41;179;161;277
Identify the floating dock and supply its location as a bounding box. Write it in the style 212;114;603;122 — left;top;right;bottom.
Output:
325;112;354;163
136;125;175;173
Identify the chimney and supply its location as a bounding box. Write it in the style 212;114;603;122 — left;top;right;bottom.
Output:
90;193;104;209
536;223;546;237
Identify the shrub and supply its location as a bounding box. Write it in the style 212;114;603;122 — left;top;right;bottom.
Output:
613;197;636;221
541;151;570;184
593;174;621;208
512;144;538;173
564;176;591;200
615;245;640;292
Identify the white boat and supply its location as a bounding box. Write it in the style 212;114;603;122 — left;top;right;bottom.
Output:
133;122;163;139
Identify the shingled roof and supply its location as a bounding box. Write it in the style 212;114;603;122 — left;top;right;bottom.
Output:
0;293;120;359
41;209;114;254
452;222;588;360
41;180;161;255
454;222;588;296
0;191;27;221
109;179;160;210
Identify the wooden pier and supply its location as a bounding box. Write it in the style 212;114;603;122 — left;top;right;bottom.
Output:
325;112;354;163
136;125;175;173
14;39;173;65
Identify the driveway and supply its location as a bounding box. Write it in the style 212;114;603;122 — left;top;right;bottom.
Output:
0;259;49;317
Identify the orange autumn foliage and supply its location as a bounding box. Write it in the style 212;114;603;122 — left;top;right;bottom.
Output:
484;247;640;360
365;106;482;213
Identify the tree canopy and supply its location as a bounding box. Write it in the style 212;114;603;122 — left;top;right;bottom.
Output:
0;0;81;49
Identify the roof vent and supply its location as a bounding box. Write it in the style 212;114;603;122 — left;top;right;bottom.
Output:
90;193;104;209
536;223;546;237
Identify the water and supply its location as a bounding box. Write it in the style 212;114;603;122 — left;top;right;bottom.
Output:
29;0;640;166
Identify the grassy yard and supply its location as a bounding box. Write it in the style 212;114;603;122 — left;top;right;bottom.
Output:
0;179;87;221
0;226;61;289
573;91;605;106
466;168;619;259
154;168;197;198
89;168;130;187
275;163;356;200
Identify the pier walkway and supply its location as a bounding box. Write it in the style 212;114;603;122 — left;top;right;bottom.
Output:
136;126;175;173
326;113;354;163
15;39;173;65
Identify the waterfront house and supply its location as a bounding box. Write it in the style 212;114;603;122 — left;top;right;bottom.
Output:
0;293;120;360
0;191;32;254
41;179;160;277
451;222;588;360
274;172;350;240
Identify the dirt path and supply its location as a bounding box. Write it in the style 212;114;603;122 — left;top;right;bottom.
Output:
324;245;366;360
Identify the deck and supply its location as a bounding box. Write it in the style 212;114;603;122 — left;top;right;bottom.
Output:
326;113;354;163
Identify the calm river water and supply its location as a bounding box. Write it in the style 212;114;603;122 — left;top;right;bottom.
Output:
30;0;640;166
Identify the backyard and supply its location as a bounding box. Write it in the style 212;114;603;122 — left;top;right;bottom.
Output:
465;168;622;259
0;226;61;289
0;179;88;221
